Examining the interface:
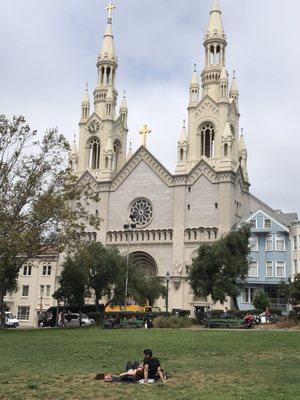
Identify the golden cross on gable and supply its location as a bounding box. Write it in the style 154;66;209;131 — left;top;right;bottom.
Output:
140;124;151;148
106;2;116;19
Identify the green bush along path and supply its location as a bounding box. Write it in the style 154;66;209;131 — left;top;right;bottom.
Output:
0;328;299;400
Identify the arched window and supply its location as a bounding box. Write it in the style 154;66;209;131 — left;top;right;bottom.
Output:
100;67;105;85
224;143;228;157
113;140;121;171
88;137;101;169
200;122;215;158
216;45;221;64
106;66;111;85
209;45;214;65
179;148;184;161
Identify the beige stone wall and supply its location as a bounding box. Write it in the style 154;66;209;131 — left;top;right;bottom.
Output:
185;175;218;228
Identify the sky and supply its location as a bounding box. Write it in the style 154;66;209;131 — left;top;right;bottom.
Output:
0;0;299;216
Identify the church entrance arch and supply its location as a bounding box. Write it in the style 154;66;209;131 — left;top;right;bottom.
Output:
129;251;157;276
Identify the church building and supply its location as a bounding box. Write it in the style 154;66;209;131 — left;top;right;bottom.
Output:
68;0;258;313
6;1;300;327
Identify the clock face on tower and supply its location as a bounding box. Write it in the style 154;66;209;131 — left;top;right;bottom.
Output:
87;119;100;135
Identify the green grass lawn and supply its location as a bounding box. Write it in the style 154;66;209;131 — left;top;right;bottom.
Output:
0;327;299;400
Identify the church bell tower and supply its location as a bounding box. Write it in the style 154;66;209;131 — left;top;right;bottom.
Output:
176;0;249;182
70;2;128;181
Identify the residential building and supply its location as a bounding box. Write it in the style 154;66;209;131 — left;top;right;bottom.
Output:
238;210;292;311
4;250;61;327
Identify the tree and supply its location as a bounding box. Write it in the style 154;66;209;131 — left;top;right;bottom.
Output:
189;224;251;309
253;291;270;311
278;274;300;307
74;242;125;312
53;257;90;325
0;115;100;327
129;274;167;307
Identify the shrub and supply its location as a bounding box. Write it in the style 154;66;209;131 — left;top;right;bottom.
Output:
253;291;270;311
153;316;193;329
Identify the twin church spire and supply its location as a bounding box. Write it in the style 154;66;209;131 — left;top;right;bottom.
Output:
71;3;128;181
177;0;247;181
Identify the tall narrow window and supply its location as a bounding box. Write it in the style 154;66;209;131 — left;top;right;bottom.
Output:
266;262;273;278
22;285;29;297
200;123;215;158
88;138;101;169
106;66;111;84
113;140;121;171
223;143;228;157
276;262;285;278
179;148;184;161
248;261;258;277
275;234;285;251
266;235;273;251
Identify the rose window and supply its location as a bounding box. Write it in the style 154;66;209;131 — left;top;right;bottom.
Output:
130;199;153;227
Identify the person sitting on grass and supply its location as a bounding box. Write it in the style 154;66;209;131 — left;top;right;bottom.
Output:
142;349;166;383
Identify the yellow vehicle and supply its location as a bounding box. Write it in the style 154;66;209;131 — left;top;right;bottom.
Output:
105;305;153;313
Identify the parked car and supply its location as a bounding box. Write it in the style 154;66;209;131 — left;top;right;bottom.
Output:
65;313;95;327
4;311;19;328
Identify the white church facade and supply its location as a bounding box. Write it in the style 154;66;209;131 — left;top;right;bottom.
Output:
69;0;254;313
5;1;299;326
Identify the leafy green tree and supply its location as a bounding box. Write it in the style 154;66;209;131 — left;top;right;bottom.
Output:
253;291;270;311
278;274;300;306
0;115;100;327
130;274;167;307
53;257;90;324
74;243;125;312
189;224;251;309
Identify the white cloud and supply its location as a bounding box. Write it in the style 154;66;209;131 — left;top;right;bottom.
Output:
0;0;299;215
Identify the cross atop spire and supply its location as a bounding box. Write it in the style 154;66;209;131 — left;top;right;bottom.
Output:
106;2;116;20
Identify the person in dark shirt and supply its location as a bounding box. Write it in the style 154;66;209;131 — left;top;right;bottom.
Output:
143;349;166;383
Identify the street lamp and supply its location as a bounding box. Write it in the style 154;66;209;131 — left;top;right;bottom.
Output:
123;217;136;311
165;271;170;315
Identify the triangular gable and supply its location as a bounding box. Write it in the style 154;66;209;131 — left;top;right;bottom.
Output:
86;112;104;124
76;169;97;185
110;146;174;191
194;95;219;121
244;209;289;232
186;158;218;185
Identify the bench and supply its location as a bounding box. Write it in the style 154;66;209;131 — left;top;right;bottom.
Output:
206;318;248;329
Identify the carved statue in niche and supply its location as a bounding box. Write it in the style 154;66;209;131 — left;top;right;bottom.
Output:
172;262;182;276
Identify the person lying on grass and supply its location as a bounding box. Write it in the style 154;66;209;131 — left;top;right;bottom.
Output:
100;349;166;383
103;362;144;382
